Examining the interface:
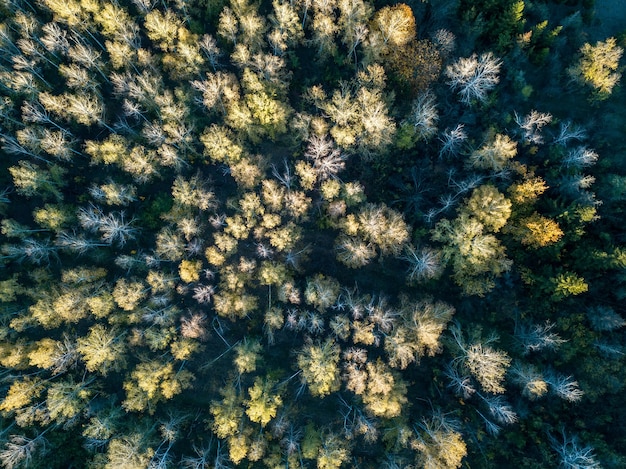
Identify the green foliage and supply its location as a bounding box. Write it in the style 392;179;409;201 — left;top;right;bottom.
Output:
0;1;623;467
459;0;526;51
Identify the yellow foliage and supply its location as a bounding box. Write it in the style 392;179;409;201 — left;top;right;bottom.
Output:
507;176;548;205
372;4;416;48
515;213;563;248
179;259;202;283
0;378;43;414
28;338;60;369
569;37;623;99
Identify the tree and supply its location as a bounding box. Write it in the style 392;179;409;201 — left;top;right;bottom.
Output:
336;0;371;64
545;372;584;402
9;161;66;201
0;434;48;469
191;71;239;115
509;363;548;400
465;342;511;394
234;338;262;374
45;378;92;426
361;359;407;418
310;8;338;59
385;39;442;96
103;433;155;469
92;2;138;41
0;275;22;302
449;325;511;394
112;278;146;311
514;321;565;355
28;337;77;373
562;146;599;169
317;433;349;469
549;431;601;469
122;360;194;414
297;339;341;397
77;324;126;376
510;212;563;248
121;146;159;183
401;245;444;283
0;377;44;415
551;272;588;300
586;306;625;332
245;377;282;427
218;7;239;45
507;176;547;205
312;65;396;156
568;37;623;100
432;213;512;296
269;0;304;54
439;124;467;158
356;203;409;256
469;134;517;172
398;91;439;147
371;4;415;49
413;413;467;469
226;69;291;142
304;135;345;182
2;238;59;266
84;134;128;165
462;185;511;232
304;274;340;312
514;110;552;144
144;9;181;49
89;182;137;206
445;52;501;105
227;433;251;465
155;228;186;261
210;386;243;439
406;299;454;360
200;125;244;164
179;259;202;283
78;208;138;246
335;234;377;268
52;92;105;127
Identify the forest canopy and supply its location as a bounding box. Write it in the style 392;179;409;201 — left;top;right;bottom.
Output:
0;0;625;468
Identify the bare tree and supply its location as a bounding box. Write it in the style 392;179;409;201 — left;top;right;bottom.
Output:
439;124;467;159
304;135;346;182
545;371;584;402
0;433;48;469
2;238;58;265
514;110;552;144
443;364;475;400
562;146;598;168
445;52;501;105
586;306;626;331
408;91;438;141
553;121;586;146
400;245;443;283
514;321;566;355
479;394;517;425
78;204;138;246
549;430;601;469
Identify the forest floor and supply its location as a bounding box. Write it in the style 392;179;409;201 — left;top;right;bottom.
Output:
589;0;626;40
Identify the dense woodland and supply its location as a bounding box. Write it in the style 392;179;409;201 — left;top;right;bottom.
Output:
0;0;625;467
